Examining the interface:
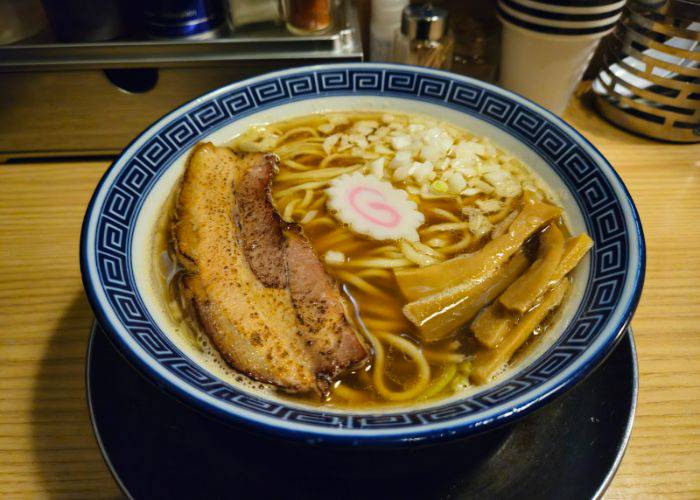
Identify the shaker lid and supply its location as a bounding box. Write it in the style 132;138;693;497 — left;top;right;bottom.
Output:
400;3;449;41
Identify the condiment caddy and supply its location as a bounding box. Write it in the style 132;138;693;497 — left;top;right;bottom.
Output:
0;1;362;160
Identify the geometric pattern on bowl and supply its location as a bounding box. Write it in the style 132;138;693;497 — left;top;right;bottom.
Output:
82;64;644;444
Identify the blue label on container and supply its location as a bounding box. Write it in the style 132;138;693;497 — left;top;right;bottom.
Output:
144;0;222;37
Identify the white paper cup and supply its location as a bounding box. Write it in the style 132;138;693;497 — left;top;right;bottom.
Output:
506;0;626;16
498;1;623;31
498;16;607;115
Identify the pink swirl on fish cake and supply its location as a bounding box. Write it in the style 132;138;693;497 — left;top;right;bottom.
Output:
348;186;401;228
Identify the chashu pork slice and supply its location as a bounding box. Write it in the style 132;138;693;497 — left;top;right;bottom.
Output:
233;153;287;289
285;227;368;386
173;144;312;391
172;143;367;394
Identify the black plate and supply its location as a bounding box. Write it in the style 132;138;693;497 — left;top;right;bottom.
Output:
87;323;637;500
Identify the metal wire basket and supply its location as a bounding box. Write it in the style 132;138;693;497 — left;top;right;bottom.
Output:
593;0;699;142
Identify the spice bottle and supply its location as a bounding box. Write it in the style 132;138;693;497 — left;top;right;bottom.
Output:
282;0;334;35
393;3;453;70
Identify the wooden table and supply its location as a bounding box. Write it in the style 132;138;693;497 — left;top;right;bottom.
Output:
1;97;699;499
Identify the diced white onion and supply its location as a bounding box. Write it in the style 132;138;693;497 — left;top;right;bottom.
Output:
324;250;346;265
420;144;442;163
447;172;467;194
375;144;393;155
389;150;412;170
323;133;340;153
393;164;413;181
369;157;385;178
412;161;435;183
391;135;412;150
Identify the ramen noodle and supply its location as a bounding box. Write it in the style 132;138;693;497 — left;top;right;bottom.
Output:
156;111;592;408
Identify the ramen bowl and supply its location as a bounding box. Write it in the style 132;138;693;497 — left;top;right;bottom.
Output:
81;63;644;446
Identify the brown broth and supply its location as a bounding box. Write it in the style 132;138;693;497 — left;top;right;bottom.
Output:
155;111;575;409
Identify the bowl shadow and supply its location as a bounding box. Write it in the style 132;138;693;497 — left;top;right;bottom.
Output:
30;293;122;499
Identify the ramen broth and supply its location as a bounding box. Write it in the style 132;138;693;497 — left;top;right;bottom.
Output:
155;111;583;408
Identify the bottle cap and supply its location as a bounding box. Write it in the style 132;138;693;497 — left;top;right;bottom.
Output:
400;3;449;41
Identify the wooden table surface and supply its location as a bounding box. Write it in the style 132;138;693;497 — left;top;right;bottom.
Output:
1;96;699;499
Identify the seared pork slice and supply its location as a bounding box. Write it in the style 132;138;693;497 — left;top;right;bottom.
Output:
233;154;287;288
173;144;315;391
285;228;368;385
236;155;367;386
172;143;367;394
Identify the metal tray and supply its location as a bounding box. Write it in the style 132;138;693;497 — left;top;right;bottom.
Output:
0;3;362;159
0;2;361;71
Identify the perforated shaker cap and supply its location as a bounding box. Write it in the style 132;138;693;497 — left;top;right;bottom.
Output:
400;3;449;41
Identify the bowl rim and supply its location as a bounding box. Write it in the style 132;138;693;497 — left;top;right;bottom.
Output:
81;62;645;445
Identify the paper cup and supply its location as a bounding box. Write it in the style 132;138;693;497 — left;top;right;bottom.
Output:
498;16;607;115
498;1;622;33
505;0;626;16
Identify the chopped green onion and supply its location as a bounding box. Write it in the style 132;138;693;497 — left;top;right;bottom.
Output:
431;180;449;194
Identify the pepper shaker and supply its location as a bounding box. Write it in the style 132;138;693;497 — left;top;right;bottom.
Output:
393;3;453;70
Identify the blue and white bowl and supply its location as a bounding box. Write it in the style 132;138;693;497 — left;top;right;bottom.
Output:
81;63;645;446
